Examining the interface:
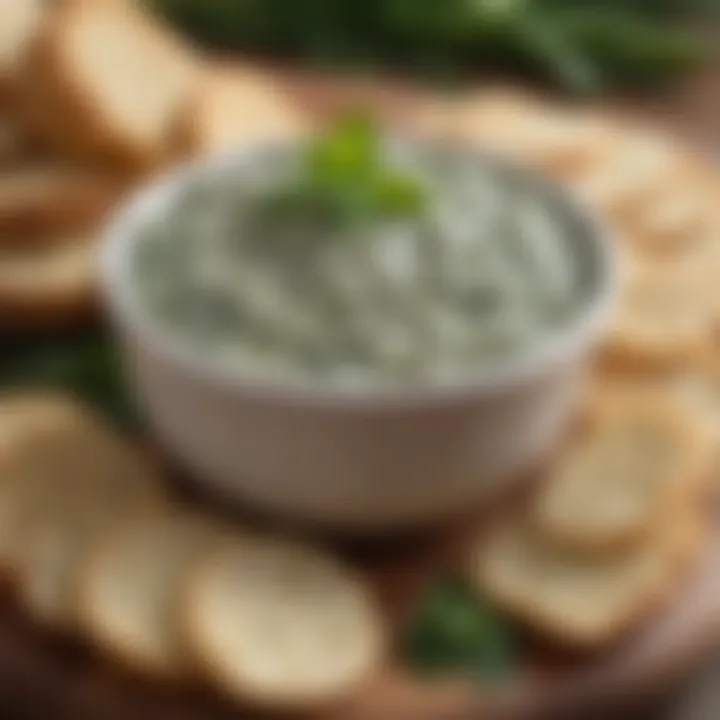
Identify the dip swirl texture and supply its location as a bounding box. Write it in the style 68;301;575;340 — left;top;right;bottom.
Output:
134;140;599;389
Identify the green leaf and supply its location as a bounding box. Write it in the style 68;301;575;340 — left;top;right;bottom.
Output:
372;171;427;216
305;110;379;186
401;576;517;682
262;110;427;228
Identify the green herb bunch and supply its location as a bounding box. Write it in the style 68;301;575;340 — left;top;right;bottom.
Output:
149;0;716;93
263;112;426;227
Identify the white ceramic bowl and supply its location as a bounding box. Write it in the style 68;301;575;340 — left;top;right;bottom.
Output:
99;146;616;533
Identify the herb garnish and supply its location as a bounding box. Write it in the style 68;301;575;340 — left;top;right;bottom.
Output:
401;577;517;683
0;332;135;427
263;112;427;227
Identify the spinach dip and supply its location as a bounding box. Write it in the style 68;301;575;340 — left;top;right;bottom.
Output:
134;131;600;389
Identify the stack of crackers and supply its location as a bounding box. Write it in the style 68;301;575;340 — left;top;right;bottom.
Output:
472;396;710;648
425;91;720;648
0;392;385;711
0;0;304;330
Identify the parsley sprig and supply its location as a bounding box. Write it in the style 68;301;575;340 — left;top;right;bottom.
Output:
265;112;427;227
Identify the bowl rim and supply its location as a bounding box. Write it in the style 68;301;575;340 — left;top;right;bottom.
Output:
98;141;618;410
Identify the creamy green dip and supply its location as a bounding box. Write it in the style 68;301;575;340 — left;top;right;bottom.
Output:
134;139;600;388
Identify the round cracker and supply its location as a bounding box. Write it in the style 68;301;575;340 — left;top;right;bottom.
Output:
668;352;720;476
0;240;97;327
534;398;710;554
20;0;201;174
579;367;681;428
17;498;163;629
0;392;94;572
430;92;610;177
0;395;166;600
182;536;385;712
574;131;691;223
0;166;126;241
625;184;712;256
75;509;230;677
0;118;31;168
602;265;714;369
674;353;720;438
471;508;704;648
187;65;307;159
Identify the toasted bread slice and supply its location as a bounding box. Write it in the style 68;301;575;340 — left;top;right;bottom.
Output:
603;266;714;369
0;240;98;327
472;510;703;648
76;510;230;677
0;165;126;240
0;0;45;104
186;65;308;158
534;399;709;553
183;536;384;712
22;1;201;173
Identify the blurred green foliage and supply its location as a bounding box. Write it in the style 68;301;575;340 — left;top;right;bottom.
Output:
150;0;715;93
0;331;135;427
401;577;517;681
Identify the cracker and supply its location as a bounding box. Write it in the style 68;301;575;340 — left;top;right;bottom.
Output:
0;165;125;240
628;186;711;255
0;118;30;168
579;366;675;419
472;509;703;648
674;354;720;437
21;0;201;173
18;499;162;629
669;353;720;473
0;392;95;572
182;535;384;711
76;509;230;677
0;240;97;327
0;394;166;623
602;266;714;369
575;133;687;221
429;93;610;176
186;65;308;158
0;0;45;105
533;398;710;554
